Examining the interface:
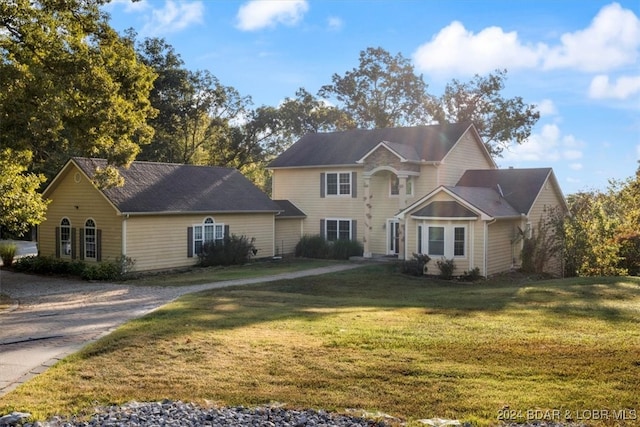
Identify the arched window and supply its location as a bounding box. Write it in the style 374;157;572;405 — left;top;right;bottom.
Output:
192;217;225;255
60;218;71;257
84;219;97;260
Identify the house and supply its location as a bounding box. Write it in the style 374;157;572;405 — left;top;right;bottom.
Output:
268;122;568;276
39;158;281;272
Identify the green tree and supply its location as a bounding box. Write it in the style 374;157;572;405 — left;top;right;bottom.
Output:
318;47;430;129
0;0;156;182
0;149;48;236
427;70;540;157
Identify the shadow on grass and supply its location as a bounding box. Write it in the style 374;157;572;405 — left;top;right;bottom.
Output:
78;265;640;359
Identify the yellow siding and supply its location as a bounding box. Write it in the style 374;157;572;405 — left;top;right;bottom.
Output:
39;164;121;263
439;132;495;186
272;167;364;239
526;176;566;275
125;213;275;272
486;220;516;276
274;219;303;256
412;166;439;197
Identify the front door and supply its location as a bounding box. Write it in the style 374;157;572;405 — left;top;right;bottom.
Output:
387;219;400;256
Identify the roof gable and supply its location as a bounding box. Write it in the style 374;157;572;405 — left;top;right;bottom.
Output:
68;158;280;214
455;168;552;215
268;122;474;168
412;201;478;219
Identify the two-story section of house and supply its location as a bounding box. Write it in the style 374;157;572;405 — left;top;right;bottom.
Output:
269;122;568;277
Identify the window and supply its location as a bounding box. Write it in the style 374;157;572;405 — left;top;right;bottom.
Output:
390;175;413;196
428;226;445;256
325;219;352;241
60;218;71;257
419;224;467;258
84;219;96;260
193;217;225;255
327;172;351;196
454;227;465;256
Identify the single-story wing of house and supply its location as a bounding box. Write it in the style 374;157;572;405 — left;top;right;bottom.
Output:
39;157;281;272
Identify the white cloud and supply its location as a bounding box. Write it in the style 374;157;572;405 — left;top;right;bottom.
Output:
412;21;542;76
543;3;640;72
412;3;639;76
588;74;640;100
569;163;583;171
502;124;585;164
536;99;558;117
327;16;344;31
140;1;204;35
105;0;149;13
236;0;308;31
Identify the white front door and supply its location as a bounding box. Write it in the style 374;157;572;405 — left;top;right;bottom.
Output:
387;219;400;255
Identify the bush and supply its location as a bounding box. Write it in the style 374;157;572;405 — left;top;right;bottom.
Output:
295;235;330;259
436;258;455;280
199;234;256;267
295;235;363;260
460;267;483;282
0;243;17;268
329;239;363;260
12;255;134;280
402;253;431;276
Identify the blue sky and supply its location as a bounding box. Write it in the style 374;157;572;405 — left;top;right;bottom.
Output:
103;0;640;195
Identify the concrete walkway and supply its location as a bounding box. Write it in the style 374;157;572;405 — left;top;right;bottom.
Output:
0;263;362;397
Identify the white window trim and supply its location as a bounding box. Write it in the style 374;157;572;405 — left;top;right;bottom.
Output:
325;171;352;197
193;217;225;255
325;218;353;241
60;217;72;257
84;218;97;260
389;175;413;197
419;222;468;259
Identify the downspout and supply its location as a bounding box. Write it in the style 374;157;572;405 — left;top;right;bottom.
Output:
483;218;496;277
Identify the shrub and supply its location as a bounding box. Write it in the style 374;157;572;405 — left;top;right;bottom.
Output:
436;258;455;280
402;253;431;276
460;267;483;282
199;235;256;267
329;239;363;260
295;235;330;259
12;255;134;280
0;243;17;268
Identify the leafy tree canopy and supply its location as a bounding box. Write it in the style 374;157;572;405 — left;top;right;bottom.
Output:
0;149;48;236
0;0;157;182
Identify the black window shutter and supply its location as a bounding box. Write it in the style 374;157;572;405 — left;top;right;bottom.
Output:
187;227;193;258
320;173;325;198
55;227;60;258
71;228;77;260
96;229;102;262
224;225;230;239
351;220;357;241
351;172;357;198
320;219;325;239
79;229;85;260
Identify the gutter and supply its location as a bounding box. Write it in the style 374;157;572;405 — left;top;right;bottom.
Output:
118;210;282;217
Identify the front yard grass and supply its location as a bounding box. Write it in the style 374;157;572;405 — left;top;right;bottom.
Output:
1;265;639;426
126;258;340;286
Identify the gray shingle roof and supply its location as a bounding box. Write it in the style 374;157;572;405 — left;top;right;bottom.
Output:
72;158;280;214
412;201;478;218
273;200;306;218
455;168;552;215
445;186;521;218
268;122;473;168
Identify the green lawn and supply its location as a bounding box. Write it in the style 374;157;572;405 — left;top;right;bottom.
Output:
125;258;340;286
1;265;639;426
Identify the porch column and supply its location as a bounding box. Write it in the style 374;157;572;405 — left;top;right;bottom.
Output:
397;176;408;260
363;175;372;258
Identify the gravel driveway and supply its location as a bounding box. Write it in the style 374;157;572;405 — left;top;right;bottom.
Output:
0;264;362;397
